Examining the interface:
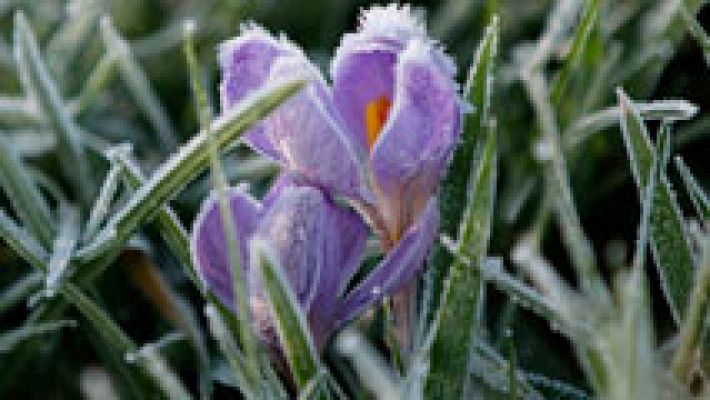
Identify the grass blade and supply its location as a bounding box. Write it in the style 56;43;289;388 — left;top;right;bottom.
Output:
425;121;497;398
0;272;42;314
674;156;709;221
44;205;80;297
0;134;55;247
617;88;694;322
0;320;76;353
429;15;498;321
550;0;599;105
14;12;94;206
251;238;320;389
100;16;179;152
76;77;305;268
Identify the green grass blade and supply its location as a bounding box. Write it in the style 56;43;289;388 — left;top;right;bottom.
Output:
13;12;94;206
617;88;694;323
0;320;76;353
429;15;498;320
0;134;55;247
70;52;118;116
550;0;599;105
100;16;179;152
44;205;80;297
674;156;709;221
110;145;202;291
0;208;50;269
425;121;497;399
251;238;320;389
75;78;304;266
525;71;603;297
0;272;42;314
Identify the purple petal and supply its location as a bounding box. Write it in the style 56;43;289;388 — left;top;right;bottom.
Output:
251;185;327;308
219;26;300;161
248;54;370;202
253;185;368;347
332;50;397;153
336;197;438;325
371;39;461;200
330;4;427;153
190;186;262;308
309;194;368;344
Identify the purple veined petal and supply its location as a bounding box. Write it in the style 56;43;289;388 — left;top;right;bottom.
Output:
251;185;327;310
218;24;302;161
336;197;438;326
308;195;368;345
331;5;426;154
251;184;368;348
332;49;397;154
247;54;372;203
370;38;461;199
218;24;300;109
190;185;262;309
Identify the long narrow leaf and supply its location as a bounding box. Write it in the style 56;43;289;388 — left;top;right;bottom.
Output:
76;78;305;268
617;88;694;322
14;12;93;206
674;156;709;221
100;16;179;152
251;238;320;389
429;15;498;321
0;134;55;247
426;121;497;398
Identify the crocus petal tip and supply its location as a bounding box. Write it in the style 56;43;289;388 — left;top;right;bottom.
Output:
358;4;426;42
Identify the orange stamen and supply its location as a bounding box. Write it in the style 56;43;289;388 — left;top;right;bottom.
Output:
365;96;391;150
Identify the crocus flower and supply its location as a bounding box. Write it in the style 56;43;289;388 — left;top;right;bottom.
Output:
192;4;460;349
219;5;461;249
191;176;437;348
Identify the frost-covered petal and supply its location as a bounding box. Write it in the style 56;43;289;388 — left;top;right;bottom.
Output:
332;50;397;153
218;25;302;161
249;55;370;201
309;194;368;344
190;186;261;308
336;197;438;325
331;4;425;153
252;184;368;347
370;39;461;200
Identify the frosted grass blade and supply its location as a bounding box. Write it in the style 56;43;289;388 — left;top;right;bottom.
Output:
0;96;40;125
100;16;179;152
61;284;192;400
44;205;80;297
565;100;699;149
0;320;76;353
0;135;55;247
550;0;599;105
251;239;320;390
14;12;93;206
674;156;709;221
75;77;305;269
430;16;498;319
426;121;496;398
617;88;694;323
70;52;118;116
0;272;42;314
